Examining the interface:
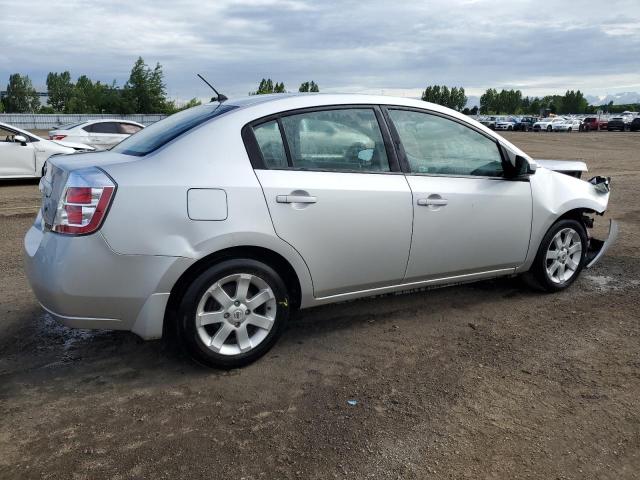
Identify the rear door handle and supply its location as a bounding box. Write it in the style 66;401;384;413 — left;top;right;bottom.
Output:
417;197;448;206
276;194;317;204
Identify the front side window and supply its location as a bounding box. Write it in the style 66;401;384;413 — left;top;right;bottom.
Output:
388;109;503;177
278;109;390;172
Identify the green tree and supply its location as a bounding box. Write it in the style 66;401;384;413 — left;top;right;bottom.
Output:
166;97;202;113
560;90;588;114
479;88;498;113
3;74;40;113
299;81;319;92
252;78;286;95
449;86;467;111
46;71;74;112
67;75;96;113
122;57;170;113
421;85;466;110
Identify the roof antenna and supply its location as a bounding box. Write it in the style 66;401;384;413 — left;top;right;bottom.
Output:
197;73;228;102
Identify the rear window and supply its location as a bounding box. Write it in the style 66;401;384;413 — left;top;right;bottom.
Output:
112;104;238;156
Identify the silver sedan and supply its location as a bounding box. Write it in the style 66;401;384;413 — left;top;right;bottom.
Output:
25;94;617;368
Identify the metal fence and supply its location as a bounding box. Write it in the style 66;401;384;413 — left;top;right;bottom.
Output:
0;114;166;130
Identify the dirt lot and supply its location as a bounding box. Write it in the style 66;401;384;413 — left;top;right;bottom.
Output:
1;132;639;479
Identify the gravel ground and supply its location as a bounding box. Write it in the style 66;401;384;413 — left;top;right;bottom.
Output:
0;132;638;479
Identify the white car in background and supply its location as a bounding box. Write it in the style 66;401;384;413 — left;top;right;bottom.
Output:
0;122;94;179
533;117;565;132
49;119;144;150
494;117;517;131
553;119;582;132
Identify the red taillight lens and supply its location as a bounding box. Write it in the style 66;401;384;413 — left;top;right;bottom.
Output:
65;187;93;204
51;168;116;235
50;134;67;141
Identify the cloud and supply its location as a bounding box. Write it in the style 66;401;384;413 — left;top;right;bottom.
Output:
0;0;639;101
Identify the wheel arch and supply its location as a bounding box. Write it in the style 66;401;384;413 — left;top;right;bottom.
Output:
163;245;305;339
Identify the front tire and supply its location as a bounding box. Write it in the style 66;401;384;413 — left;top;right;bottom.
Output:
529;219;588;292
177;259;290;368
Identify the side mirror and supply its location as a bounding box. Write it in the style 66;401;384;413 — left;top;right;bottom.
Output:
515;155;536;176
14;135;28;145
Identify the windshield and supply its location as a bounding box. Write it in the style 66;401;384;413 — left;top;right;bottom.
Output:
112;103;238;156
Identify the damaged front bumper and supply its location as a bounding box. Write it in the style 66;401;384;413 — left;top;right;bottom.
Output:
586;219;619;268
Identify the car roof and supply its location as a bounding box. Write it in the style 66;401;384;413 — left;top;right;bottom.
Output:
221;92;488;130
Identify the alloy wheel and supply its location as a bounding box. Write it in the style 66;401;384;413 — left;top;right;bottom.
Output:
545;228;582;284
195;273;277;355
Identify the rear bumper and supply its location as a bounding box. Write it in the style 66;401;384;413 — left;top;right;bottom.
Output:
24;215;193;339
586;219;619;269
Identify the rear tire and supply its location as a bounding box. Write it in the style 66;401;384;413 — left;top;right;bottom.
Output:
528;219;588;292
177;259;290;368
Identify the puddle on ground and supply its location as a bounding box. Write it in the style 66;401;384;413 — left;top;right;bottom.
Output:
40;313;110;352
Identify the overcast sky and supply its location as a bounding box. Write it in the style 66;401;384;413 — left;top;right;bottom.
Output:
1;0;639;102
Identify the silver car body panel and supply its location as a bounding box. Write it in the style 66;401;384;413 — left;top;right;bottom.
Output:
535;159;588;174
24;94;614;339
404;175;532;280
256;169;413;297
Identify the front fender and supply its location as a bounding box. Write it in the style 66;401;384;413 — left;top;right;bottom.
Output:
517;168;611;272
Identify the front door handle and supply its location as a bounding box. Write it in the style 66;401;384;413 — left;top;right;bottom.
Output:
417;197;448;207
276;194;317;204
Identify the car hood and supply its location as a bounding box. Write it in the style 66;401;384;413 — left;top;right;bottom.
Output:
536;159;588;173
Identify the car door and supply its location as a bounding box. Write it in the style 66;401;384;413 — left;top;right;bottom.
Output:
0;127;36;177
246;107;413;298
384;108;532;282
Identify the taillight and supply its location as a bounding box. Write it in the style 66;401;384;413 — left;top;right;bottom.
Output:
52;167;116;235
50;134;67;141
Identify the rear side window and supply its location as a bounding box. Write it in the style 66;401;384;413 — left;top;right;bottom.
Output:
112;104;237;156
119;123;143;134
251;108;390;172
389;109;503;177
281;109;389;172
253;121;288;168
91;122;120;134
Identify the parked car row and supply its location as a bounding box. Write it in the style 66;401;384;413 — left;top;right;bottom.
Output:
477;113;640;132
0;119;145;179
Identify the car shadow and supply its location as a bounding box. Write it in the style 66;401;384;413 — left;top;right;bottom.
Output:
0;274;538;397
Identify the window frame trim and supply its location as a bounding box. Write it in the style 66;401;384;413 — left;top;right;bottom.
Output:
242;104;402;174
380;105;513;180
